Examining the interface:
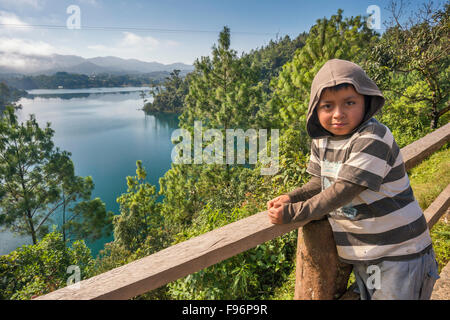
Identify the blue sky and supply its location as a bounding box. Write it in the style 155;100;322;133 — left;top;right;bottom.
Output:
0;0;426;66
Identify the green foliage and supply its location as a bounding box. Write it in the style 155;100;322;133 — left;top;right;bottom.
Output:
0;82;27;114
66;197;114;243
0;231;93;300
114;160;167;254
367;3;449;129
92;160;171;299
167;205;297;299
179;26;267;131
158;164;208;230
408;144;450;274
245;34;307;89
0;82;11;113
271;127;311;189
376;75;433;148
409;144;450;211
431;221;450;274
146;33;306;124
2;71;170;90
143;69;189;114
158;163;263;233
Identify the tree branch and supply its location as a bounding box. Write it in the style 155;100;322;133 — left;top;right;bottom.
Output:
437;102;450;117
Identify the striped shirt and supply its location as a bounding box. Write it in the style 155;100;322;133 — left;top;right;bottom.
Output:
306;118;432;264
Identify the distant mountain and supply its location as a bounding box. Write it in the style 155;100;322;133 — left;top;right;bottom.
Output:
54;61;117;75
87;56;193;74
0;52;194;75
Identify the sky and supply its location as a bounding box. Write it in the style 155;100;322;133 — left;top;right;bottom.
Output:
0;0;430;66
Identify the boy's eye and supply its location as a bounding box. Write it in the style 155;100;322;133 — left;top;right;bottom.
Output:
319;104;332;109
346;101;355;106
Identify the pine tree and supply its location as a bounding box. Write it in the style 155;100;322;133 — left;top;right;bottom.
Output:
0;106;113;244
180;26;265;131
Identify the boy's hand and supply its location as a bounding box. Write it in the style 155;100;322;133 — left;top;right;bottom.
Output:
268;202;285;224
266;194;290;210
266;194;290;224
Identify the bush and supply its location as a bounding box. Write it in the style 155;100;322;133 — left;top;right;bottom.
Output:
0;231;93;300
167;204;297;299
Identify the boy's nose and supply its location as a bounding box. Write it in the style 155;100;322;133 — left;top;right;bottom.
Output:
332;106;346;119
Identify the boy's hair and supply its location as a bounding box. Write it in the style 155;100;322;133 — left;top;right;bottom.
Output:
325;82;353;92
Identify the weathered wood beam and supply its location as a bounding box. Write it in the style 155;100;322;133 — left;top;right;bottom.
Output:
424;184;450;229
402;122;450;171
35;211;307;300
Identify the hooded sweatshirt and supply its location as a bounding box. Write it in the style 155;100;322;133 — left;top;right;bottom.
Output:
282;59;432;264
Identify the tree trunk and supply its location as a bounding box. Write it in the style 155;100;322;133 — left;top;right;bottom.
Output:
62;191;66;243
294;218;352;300
25;210;37;244
431;107;439;129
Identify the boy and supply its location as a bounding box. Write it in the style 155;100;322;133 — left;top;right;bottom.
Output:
267;59;439;300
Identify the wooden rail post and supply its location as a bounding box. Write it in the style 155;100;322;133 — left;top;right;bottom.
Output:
294;122;450;300
294;218;352;299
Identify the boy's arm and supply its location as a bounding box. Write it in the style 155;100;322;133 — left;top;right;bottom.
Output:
286;175;322;203
281;179;367;224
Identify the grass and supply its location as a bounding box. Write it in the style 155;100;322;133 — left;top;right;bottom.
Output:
270;143;450;300
409;144;450;273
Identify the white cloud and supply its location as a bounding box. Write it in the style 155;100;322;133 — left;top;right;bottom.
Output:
165;40;179;47
0;10;30;32
122;32;160;48
0;0;44;10
86;44;108;52
0;37;57;56
0;52;32;69
0;38;77;72
76;0;100;7
87;32;179;61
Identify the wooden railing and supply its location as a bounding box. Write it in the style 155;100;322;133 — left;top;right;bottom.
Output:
35;122;450;300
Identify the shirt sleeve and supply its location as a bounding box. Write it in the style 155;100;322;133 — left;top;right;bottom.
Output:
336;133;393;192
282;179;367;224
287;175;322;203
306;139;321;177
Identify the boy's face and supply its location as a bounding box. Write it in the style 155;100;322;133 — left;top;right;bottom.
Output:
316;85;366;136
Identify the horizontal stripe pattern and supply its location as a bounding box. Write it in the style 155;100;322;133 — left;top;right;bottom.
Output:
336;233;433;264
329;201;424;234
306;140;322;177
338;164;384;191
310;118;431;262
332;215;428;246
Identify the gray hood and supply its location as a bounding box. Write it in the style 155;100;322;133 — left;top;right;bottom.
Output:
306;59;385;139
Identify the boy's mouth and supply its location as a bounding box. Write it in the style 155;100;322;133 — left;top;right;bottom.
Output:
331;123;347;127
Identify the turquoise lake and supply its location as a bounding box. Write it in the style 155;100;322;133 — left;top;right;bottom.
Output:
0;87;179;257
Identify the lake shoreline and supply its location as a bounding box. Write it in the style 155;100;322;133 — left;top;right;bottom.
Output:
1;87;179;257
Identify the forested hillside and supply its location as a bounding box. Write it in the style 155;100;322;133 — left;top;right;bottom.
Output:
0;3;449;300
1;71;174;90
